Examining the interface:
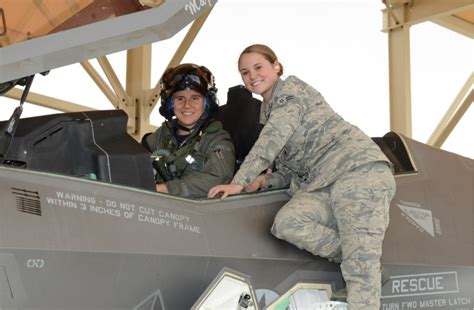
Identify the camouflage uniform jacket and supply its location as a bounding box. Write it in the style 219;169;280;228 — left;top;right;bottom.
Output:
232;76;391;195
145;120;235;198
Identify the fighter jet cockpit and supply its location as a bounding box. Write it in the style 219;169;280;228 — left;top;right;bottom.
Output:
0;74;156;191
0;73;417;196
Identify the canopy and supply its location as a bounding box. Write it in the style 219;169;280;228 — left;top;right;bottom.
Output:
0;0;217;82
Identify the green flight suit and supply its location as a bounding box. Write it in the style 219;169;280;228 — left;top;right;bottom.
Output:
144;119;235;198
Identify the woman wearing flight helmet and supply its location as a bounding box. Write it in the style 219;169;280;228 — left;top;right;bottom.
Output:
142;63;235;198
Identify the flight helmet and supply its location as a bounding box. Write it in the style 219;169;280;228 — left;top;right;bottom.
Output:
159;63;218;121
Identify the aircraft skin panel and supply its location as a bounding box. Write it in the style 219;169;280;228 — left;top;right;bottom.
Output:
382;135;473;268
0;131;473;308
3;135;471;267
0;166;343;309
0;249;343;309
0;0;218;83
1;248;472;308
380;265;474;308
0;165;311;261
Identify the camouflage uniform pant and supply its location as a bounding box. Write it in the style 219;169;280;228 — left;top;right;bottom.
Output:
271;161;396;309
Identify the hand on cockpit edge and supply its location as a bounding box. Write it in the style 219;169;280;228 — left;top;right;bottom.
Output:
156;183;169;193
208;184;244;199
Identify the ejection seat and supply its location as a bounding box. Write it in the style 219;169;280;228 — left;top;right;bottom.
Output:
215;85;263;172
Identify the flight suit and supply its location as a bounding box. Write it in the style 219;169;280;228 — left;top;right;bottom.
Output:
232;76;396;309
144;119;235;198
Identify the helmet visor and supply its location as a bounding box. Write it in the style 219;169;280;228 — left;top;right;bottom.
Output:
170;73;206;94
163;64;210;97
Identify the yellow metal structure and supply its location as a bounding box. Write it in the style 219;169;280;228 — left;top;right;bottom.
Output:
382;0;474;144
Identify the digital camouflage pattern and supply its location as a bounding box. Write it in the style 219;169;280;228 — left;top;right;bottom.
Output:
232;76;396;309
145;120;235;198
233;76;391;192
272;162;395;309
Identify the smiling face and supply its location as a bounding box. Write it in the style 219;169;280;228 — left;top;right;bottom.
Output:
172;89;205;130
238;52;281;102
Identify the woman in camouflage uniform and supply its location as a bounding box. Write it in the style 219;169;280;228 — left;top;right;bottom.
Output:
143;63;235;198
208;45;396;309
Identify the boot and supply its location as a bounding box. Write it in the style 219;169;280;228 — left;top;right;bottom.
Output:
331;288;347;302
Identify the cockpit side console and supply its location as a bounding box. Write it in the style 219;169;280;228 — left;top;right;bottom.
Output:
0;110;155;190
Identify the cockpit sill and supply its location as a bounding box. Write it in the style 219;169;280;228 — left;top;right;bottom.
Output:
0;163;290;204
0;129;418;205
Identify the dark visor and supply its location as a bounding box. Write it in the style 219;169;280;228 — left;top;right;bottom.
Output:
169;73;204;90
163;64;211;95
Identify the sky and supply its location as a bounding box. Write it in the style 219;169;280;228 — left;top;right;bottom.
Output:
1;0;473;158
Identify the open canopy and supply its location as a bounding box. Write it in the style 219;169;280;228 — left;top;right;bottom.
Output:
0;0;217;83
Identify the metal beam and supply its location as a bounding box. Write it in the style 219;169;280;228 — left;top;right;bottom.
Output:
388;24;412;137
432;14;474;39
383;0;474;31
97;55;135;130
4;88;94;113
80;60;118;107
96;56;129;106
428;90;473;148
126;45;156;140
428;73;474;147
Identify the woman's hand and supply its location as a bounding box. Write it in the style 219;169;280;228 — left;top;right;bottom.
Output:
245;175;267;192
208;183;244;199
155;183;169;193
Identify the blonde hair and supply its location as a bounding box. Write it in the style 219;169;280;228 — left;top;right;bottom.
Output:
238;44;284;76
